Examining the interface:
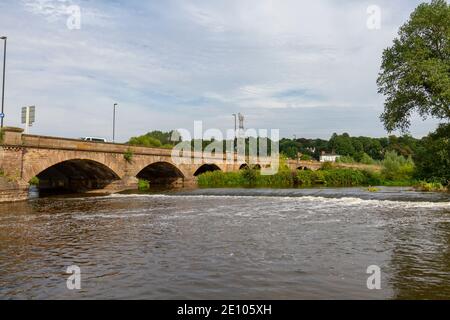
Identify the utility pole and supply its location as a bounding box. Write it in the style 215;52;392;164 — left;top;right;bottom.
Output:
238;113;244;137
0;36;7;128
113;103;118;143
232;114;237;138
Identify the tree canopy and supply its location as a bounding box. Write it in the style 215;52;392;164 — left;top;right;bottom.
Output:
377;0;450;132
127;130;180;148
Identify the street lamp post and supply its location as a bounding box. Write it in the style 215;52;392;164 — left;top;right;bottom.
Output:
0;36;7;128
232;113;237;138
113;103;118;143
232;113;237;152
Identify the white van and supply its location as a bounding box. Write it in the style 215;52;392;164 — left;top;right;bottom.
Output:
81;137;107;143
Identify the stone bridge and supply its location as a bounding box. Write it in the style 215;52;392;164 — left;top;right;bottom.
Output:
0;127;378;202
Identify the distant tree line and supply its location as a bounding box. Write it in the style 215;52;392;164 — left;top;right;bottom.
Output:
279;133;422;163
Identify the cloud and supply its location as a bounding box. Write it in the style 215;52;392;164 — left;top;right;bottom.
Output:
0;0;438;141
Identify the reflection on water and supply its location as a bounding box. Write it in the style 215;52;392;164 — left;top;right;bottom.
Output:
0;187;449;299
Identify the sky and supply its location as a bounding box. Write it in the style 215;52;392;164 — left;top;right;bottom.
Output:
0;0;441;141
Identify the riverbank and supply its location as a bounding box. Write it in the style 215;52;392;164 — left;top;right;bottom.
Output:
197;168;419;189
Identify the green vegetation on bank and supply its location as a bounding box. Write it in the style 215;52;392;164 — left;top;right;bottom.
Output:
127;128;448;190
197;169;294;188
29;176;39;186
197;155;425;189
197;166;419;189
138;179;150;191
415;181;446;192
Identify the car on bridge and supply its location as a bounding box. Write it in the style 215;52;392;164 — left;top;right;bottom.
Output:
81;137;108;143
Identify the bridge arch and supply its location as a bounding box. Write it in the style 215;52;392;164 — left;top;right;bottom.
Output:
22;149;126;185
239;163;261;170
239;163;249;170
194;164;222;176
136;161;185;186
35;159;121;193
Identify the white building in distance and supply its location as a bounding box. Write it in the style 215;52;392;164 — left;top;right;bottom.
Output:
320;151;341;163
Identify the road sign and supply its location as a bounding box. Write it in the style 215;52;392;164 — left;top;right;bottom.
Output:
29;106;35;123
21;106;36;133
21;106;36;125
21;107;26;124
0;113;4;119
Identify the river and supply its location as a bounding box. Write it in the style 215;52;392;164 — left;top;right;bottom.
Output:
0;187;449;299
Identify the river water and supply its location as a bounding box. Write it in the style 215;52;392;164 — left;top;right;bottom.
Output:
0;187;449;300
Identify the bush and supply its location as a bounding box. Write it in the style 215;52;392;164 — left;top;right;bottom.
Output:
123;149;134;162
259;170;294;188
362;170;384;186
138;179;150;191
336;155;355;164
414;124;450;185
128;136;162;148
381;151;415;181
300;154;313;161
415;181;446;192
197;171;244;188
360;153;376;165
29;176;40;186
198;166;414;189
320;162;334;170
297;170;313;186
197;167;294;188
321;169;367;186
297;168;388;187
240;168;258;186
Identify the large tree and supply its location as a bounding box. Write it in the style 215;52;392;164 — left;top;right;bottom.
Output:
414;123;450;183
377;0;450;132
